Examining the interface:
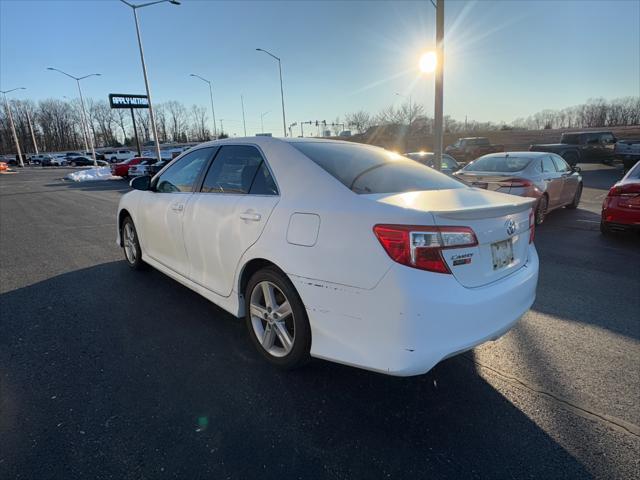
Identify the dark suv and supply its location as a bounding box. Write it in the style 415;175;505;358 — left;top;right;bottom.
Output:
529;131;617;166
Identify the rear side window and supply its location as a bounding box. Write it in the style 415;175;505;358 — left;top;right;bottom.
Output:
464;155;532;172
560;134;580;144
155;148;213;193
291;142;462;194
201;145;276;195
542;156;557;173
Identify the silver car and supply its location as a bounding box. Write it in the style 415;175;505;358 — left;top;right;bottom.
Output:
454;151;583;224
404;152;461;176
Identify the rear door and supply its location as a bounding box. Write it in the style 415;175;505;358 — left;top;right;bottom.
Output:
137;148;213;276
183;145;280;296
541;155;563;208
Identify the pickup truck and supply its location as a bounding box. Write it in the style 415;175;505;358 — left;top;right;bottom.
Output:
529;131;617;166
444;137;503;163
614;139;640;172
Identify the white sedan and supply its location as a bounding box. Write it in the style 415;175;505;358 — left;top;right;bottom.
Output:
116;138;538;376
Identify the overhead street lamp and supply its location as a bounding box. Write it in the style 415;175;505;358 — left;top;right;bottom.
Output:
256;48;287;137
260;111;270;134
47;67;100;165
1;87;26;167
120;0;180;164
189;73;217;138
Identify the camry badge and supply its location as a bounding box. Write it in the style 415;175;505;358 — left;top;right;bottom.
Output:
506;219;516;236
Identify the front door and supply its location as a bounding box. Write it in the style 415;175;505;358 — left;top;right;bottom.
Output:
541;155;564;208
137;147;213;276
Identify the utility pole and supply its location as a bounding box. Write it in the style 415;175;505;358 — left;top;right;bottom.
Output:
433;0;445;172
241;95;247;136
1;89;24;167
25;108;38;155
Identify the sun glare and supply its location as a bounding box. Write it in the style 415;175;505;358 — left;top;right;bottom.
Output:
419;51;437;73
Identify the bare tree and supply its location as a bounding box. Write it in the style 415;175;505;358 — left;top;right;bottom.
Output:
345;110;372;133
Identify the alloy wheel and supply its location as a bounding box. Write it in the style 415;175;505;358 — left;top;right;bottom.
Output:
123;222;137;264
249;281;295;358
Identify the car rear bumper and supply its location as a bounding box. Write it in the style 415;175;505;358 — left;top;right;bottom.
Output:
293;244;538;376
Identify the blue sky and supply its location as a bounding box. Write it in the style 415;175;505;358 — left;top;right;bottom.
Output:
1;0;638;136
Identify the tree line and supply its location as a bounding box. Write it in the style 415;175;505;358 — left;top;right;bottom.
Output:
1;96;638;155
0;98;214;155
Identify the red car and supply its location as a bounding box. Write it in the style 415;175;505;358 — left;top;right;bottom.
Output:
601;161;640;234
111;157;154;178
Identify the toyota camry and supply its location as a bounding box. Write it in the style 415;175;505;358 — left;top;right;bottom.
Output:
116;137;538;376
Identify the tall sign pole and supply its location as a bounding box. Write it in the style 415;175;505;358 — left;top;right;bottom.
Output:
2;93;24;167
433;0;445;172
109;94;149;157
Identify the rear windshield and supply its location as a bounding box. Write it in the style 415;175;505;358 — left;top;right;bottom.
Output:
463;155;532;172
291;142;463;194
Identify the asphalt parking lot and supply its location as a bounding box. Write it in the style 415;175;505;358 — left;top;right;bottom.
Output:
1;165;638;479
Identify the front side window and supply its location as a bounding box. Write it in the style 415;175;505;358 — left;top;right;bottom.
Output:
600;133;615;144
201;145;274;194
291;142;462;194
155;148;213;193
551;155;570;172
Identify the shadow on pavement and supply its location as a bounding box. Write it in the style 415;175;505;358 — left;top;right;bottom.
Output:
0;261;592;479
44;179;131;193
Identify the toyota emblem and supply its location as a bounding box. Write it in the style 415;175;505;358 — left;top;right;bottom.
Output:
506;219;516;236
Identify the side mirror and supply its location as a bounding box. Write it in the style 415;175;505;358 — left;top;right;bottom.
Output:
572;166;581;173
130;175;151;191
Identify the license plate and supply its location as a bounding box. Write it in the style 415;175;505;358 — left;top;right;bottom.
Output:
491;239;514;270
472;182;488;189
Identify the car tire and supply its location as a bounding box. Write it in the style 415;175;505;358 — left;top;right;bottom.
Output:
245;266;311;370
566;183;582;209
535;195;548;225
563;152;578;167
121;217;146;270
70;161;76;167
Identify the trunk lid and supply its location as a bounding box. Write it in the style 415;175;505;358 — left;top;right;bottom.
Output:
454;171;515;193
372;188;535;287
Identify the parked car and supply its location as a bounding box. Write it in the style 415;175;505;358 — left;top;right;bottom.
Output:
454;152;582;224
601;161;640;234
445;137;503;163
30;154;54;165
529;131;617;166
111;157;154;178
117;138;538;376
127;159;160;177
146;159;170;176
65;152;83;159
67;156;107;167
404;152;461;176
49;156;67;166
614;139;640;173
103;149;135;163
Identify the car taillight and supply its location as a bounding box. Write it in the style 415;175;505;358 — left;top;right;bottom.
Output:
608;184;640;197
529;208;535;244
373;225;478;274
498;178;533;188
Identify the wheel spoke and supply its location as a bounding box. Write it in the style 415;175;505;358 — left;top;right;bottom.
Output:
250;303;268;319
275;301;292;320
261;323;276;349
274;321;293;352
261;282;277;309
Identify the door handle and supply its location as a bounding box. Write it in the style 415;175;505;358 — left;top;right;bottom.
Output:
171;203;184;212
239;212;261;221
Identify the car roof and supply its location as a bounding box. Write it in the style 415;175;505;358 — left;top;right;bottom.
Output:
193;136;363;149
480;151;550;159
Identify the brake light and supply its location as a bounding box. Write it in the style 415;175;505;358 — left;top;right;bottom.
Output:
498;178;534;188
373;225;478;274
608;184;640;197
529;208;535;244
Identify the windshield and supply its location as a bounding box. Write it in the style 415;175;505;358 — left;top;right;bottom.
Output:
291;142;463;194
463;155;532;172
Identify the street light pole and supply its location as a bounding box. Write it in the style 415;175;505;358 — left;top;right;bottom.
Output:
121;0;180;163
256;48;287;137
260;111;270;134
241;95;247;137
25;108;39;155
433;0;445;172
1;88;26;167
189;74;217;138
47;67;100;165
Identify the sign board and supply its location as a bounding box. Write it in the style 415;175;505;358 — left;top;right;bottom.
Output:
108;94;149;109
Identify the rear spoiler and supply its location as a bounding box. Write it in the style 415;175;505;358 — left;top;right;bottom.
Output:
430;199;535;220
